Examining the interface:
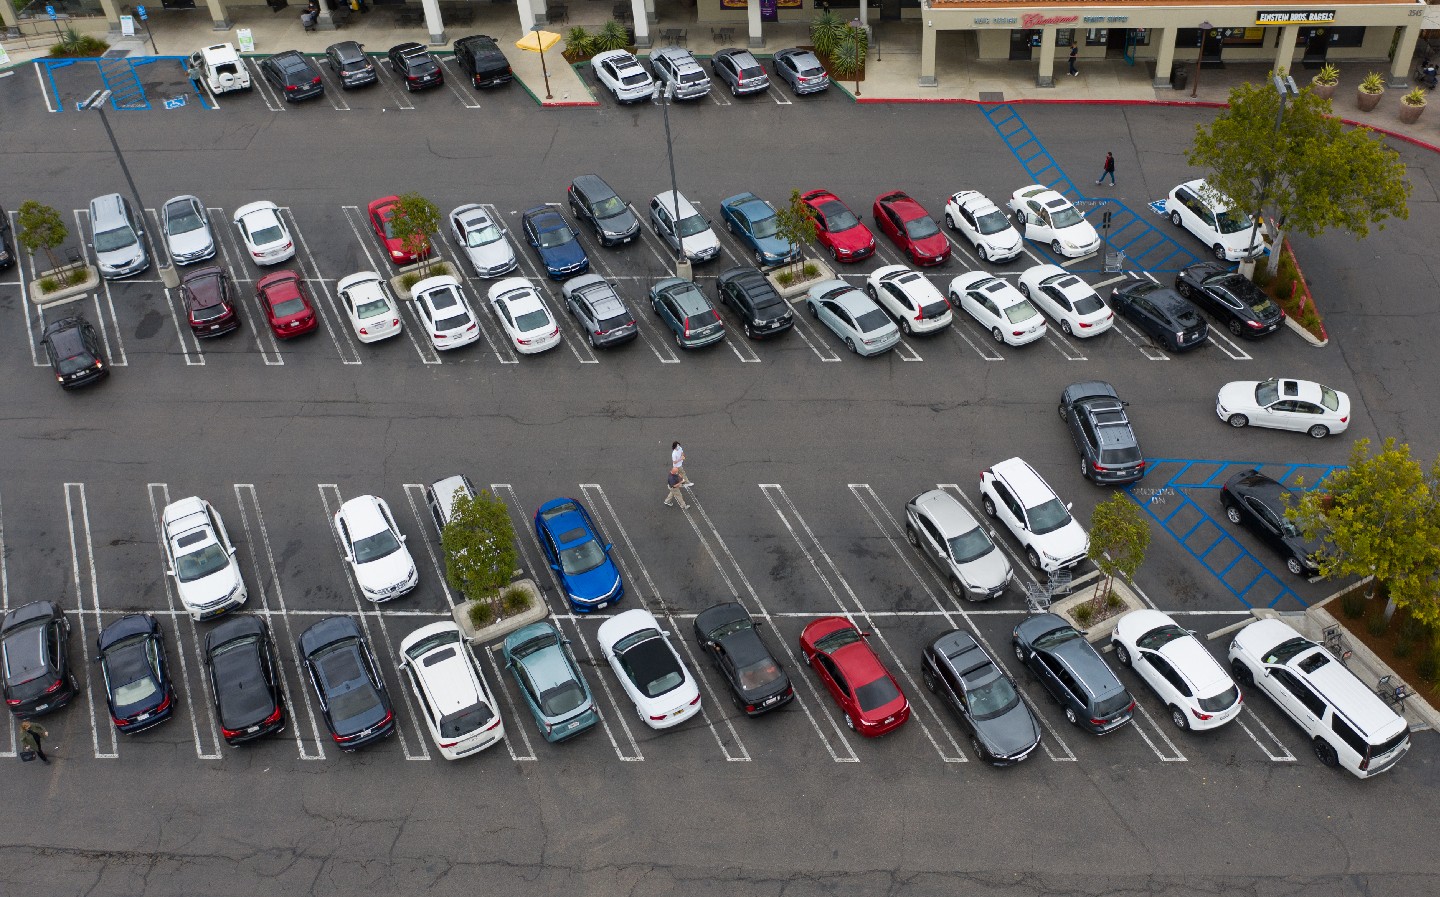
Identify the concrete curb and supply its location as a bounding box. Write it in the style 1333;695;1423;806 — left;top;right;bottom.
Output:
1049;577;1146;645
1284;314;1329;347
452;578;548;646
30;265;99;308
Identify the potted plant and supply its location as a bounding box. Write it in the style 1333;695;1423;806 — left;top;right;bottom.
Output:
1356;71;1385;112
562;26;594;63
809;10;846;62
1311;63;1339;100
1399;86;1427;124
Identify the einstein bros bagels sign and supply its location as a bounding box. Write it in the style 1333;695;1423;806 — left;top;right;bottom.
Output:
1255;10;1336;26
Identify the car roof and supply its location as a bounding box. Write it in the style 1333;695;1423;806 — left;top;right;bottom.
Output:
719;266;773;294
42;316;88;348
656;279;710;314
878;191;926;216
653;46;700;67
912;490;980;537
572;174;617;198
525;207;565;228
401;624;483;711
2;600;58;632
989;458;1058;506
339;495;388;536
718;48;759;64
300;615;363;657
257;271;303;298
652;190;698;218
954;190;999;212
329;41;365;60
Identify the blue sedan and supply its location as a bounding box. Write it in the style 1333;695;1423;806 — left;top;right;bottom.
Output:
720;192;801;267
502;621;599;742
521;206;589;280
534;497;623;612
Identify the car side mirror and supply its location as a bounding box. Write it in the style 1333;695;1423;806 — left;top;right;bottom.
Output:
604;543;613;553
562;638;572;646
399;534;407;543
662;630;672;638
1261;668;1271;677
166;568;176;577
229;547;237;556
1065;502;1073;511
753;620;765;629
860;630;873;638
550;563;561;572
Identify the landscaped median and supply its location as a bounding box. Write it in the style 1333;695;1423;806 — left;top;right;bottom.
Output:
1255;239;1329;346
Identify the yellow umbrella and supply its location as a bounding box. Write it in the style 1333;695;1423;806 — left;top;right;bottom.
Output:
515;29;563;100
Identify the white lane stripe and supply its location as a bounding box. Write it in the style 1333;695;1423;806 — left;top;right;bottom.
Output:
495;208;599;364
143;209;205;366
1239;707;1297;761
282;207;362;365
0;491;15;757
480;646;537;761
11;209;44;368
34;62;56;113
1128;698;1188;762
64;484;118;760
245;58;285;111
402;484;455;608
339;205;440;365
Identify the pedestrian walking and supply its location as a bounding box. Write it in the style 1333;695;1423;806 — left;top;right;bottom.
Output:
1095;152;1116;186
670;441;692;487
1068;45;1079;77
19;721;50;764
664;467;689;510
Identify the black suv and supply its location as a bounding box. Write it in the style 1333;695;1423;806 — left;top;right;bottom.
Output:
567;174;641;247
1175;262;1285;339
1;601;77;719
1220;469;1323;577
922;629;1042;765
205;615;288;746
453;34;513;88
1110;280;1208;352
324;40;377;89
716;266;793;339
1013;613;1134;734
41;315;108;389
260;50;324;102
1058;381;1145;485
299;616;394;751
388;42;443;91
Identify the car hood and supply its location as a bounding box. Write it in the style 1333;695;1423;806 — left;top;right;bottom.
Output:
168;228;213;256
955;546;1011;592
597;207;640;236
974;700;1042;758
176;563;242;611
564;560;620;601
355;549;415;592
541;239;587;267
981;228;1023;251
95;241;143;268
466;239;515;270
1039;520;1089;562
754;233;796;257
1216;381;1260;411
1057;220;1100;244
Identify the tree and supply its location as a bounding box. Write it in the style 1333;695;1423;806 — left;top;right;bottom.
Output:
440;488;519;619
387;193;438;275
1186;75;1409;277
808;10;846;58
828;25;868;97
1293;438;1440;625
772;189;819;277
17;200;68;272
1087;494;1151;605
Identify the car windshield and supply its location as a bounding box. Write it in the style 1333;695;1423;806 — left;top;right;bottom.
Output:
559;539;606;576
1032;625;1082;650
538;227;573;248
947;527;995;565
166;205;205;235
679;70;706;84
975;209;1011;235
1095;692;1133;718
592;195;627;217
465;223;502;247
1261;636;1316;665
598;312;632;332
966;674;1020;720
737;657;783;691
355;297;389;319
329;686;380;724
903;217;939;240
1004;300;1040;324
855;675;901;712
192;300;227;321
539;680;588;717
352;527;401;563
1136;624;1189;651
1050;205;1085;229
854;309;890;333
676;213;710;237
615;634;683;697
1099;445;1143;465
175;544;230;582
440;701;494;739
1027;498;1072;535
104;642;158;706
1319;386;1341;411
94;225;137;253
342;59;370;73
814;627;862;653
1255;380;1280;405
1199;684;1240;713
249;224;283;246
272;298;307;318
1215;208;1253;234
750;212;778;239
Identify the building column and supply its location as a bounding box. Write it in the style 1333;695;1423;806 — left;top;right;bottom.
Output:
747;0;762;48
859;2;868;29
919;19;936;87
517;0;540;31
316;0;333;31
97;0;121;35
1390;23;1420;87
421;0;444;44
1151;26;1176;88
1;0;19;30
631;0;650;47
1036;26;1056;88
1273;24;1299;76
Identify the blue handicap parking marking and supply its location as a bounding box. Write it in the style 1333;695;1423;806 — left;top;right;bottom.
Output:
1148;199;1167;215
164;95;186;109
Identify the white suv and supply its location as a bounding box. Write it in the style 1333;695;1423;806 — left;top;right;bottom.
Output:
1111;609;1242;731
189;43;252;95
333;495;418;602
979;458;1088;573
592;50;657;103
161;497;247;621
1228;618;1410;777
399;622;505;760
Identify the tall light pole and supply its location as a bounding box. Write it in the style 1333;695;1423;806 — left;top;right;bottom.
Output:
1240;72;1300;279
1189;21;1212;99
81;88;176;288
659;82;691;281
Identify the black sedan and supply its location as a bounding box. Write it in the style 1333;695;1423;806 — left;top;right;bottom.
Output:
97;614;175;733
1219;469;1323;577
298;616;394;751
41;315;107;389
922;629;1041;765
1175;262;1285;338
1012;613;1134;734
1110;281;1208;352
204;615;287;746
260;50;323;102
693;603;793;716
1058;381;1145;485
1;601;77;719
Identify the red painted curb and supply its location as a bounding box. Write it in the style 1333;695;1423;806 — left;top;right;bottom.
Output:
540;101;602;108
1336;117;1440;153
853;96;1228;109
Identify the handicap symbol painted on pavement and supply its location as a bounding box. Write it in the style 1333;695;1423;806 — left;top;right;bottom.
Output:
1147;199;1167;215
164;95;186;109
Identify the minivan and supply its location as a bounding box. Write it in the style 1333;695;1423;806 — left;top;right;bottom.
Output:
89;193;149;279
1165;179;1263;262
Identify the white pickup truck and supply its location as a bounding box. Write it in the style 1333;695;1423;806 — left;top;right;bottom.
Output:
189;43;252;95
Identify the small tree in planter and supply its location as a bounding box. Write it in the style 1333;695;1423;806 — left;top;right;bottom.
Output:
1311;63;1339;100
809;10;846;59
17;200;68;274
593;20;631;53
828;25;868;96
387;193;439;276
441;488;522;627
1399;87;1428;125
563;27;594;63
773;189;819;280
1356;71;1385;112
1086;494;1150;617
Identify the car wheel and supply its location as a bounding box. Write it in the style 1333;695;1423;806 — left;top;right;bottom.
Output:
1115;643;1131;666
982;496;997;518
1225;504;1243;525
1061;320;1074;336
901;320;912;336
844;714;854;730
1313;737;1339;767
1026;548;1042;570
1213;244;1228;261
675;332;686;349
1227;414;1248;429
807;301;818;318
1019;282;1032;299
1013;210;1027;225
588;332;600;348
971;736;989;763
1176;281;1193;299
1308;425;1330;439
977;245;989;262
743;323;756;339
904;523;920;547
1170;705;1190;731
948;577;967;601
1170;210;1184;227
865;284;878;301
1230;658;1254;686
1228;319;1244;337
990;327;1004;343
1013;642;1026;662
755;249;766;266
1051;240;1064;255
844;337;857;353
1064;706;1079;726
922;667;937;693
945;213;956;230
831;244;840;262
1080;455;1090;480
1286;556;1305;576
726;219;737;235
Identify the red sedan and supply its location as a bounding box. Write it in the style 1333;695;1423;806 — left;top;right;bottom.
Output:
800;189;875;263
368;195;431;266
256;271;318;339
799;616;910;736
873;191;950;266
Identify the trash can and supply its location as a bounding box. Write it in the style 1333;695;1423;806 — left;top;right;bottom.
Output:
1170;68;1188;91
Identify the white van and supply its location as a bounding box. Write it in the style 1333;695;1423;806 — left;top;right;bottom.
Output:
1165;179;1264;262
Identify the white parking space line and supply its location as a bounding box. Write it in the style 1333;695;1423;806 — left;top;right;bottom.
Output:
943;315;1006;361
1110;317;1171;361
402;483;455;609
144;209;205;366
233;484;326;760
1128;698;1188;761
580;484;750;761
1058;252;1099;269
442;234;518;366
478;645;533;761
493;483;643;761
941;231;986;269
768;85;792;105
1043;329;1088;361
245;59;286;112
0;491;16;757
848;484;1075;762
1237;707;1297;761
339;205;442;365
1206;329;1253;361
438;60;482;108
760;485;966;762
33;62;56;113
373;61;417;110
73;210;128;367
894;338;923;361
63;484;118;760
497;210;599;365
209;208;285;365
788;303;844;362
316;485;430;761
282;208;362;365
11;209;44;368
936;485;1047;594
319;69;352;111
1092;274;1129;290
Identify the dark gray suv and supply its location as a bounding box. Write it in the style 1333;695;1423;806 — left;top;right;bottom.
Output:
1013;614;1134;734
923;629;1041;765
716;266;793;340
567;174;641;247
1058;381;1146;485
561;274;637;348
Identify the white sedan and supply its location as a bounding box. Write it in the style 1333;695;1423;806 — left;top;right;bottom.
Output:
1007;185;1100;258
865;265;952;335
1215;378;1351;439
412;275;480;351
596;608;701;730
448;204;517;278
1017;264;1113;338
487;277;561;355
943;190;1023;263
948;271;1047;346
333;495;418;603
232;201;295;266
1111;609;1242;731
336;271;402;344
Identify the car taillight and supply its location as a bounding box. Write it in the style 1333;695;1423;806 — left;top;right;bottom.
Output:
359;327;369;335
439;740;458;749
484;717;502;731
914;310;924;321
1079;320;1093;328
649;713;668;721
221;725;243;739
155;693;172;713
1190;707;1213;720
393;319;400;327
1012;330;1025;336
44;678;64;694
689;694;701;706
434;332;445;339
284;242;292;251
1246;319;1263;329
6;698;21;705
1340;416;1348;423
312;76;322;85
263;705;283;726
1092;462;1107;472
466;323;477;332
1090;717;1107;726
285;84;298;92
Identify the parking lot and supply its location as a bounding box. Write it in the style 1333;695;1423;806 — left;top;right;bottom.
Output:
3;71;1440;896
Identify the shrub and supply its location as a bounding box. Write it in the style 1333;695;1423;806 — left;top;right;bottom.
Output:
1359;72;1386;94
593;20;630;52
38;276;59;293
1417;648;1440;685
1340;589;1366;619
1314;63;1340;86
802;262;820;279
501;584;531;616
1105;591;1125;611
1394;630;1414;659
1072;602;1095;626
809;11;846;58
467;600;494;629
49;29;110;58
1402;87;1428;107
1366;613;1388;637
564;27;593;59
399;272;421;290
774;270;795;287
66;268;88;286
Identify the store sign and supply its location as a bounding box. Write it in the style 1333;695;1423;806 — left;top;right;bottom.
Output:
1255;10;1336;26
1020;14;1078;27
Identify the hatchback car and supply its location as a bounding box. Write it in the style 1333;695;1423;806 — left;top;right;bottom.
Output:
41;315;108;389
179;265;240;338
1110;280;1208;352
649;191;720;263
1;601;76;719
1013;613;1134;733
232;201;295;265
943;190;1023;263
97;613;174;734
1176;262;1285;338
1058;381;1146;485
88;192;148;279
1018;265;1113;338
591;48;656;103
534;497;624;612
453;34;513;88
324;40;377;89
649;45;710;99
866;265;952;335
801;189;876;263
561;274;637;348
773;47;830;95
904;489;1012;601
299;616;395;751
650;277;725;349
711;47;769;95
1166;179;1262;261
922;629;1042;764
800;616;910;736
260;50;324;102
368;195;429;266
399;622;505;760
694;602;793;716
980;457;1089;573
1215;378;1350;439
489;277;561;355
503;621;599;742
161;495;248;621
160;195;215;265
568;174;641;246
806;280;900;357
716;266;794;340
203;615;286;745
873;191;950;266
1112;609;1242;731
948;271;1047;346
336;271;402;344
413;275;481;351
448;204;517;277
598;608;702;730
334;494;419;602
721;192;800;267
1008;185;1101;258
256;270;318;339
522;206;589;280
1219;469;1324;576
388;41;443;91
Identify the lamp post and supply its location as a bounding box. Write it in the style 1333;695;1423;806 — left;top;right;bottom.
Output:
1240;72;1300;279
534;25;553;100
659;82;691;281
1189;21;1211;99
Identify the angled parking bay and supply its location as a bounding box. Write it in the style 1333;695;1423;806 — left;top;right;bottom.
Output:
61;483;119;759
339;204;446;365
208;207;285;365
279;208;362;366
